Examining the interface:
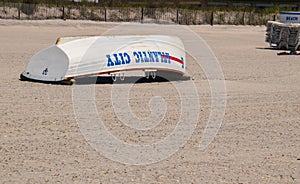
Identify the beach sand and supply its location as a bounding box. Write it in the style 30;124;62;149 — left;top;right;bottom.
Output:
0;19;299;183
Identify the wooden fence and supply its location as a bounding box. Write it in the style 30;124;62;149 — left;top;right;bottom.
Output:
0;2;277;25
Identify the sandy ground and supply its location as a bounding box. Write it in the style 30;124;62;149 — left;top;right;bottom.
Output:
0;19;299;183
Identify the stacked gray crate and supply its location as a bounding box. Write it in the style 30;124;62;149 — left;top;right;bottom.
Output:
266;21;300;50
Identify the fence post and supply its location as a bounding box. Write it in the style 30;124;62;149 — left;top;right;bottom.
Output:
176;9;179;24
242;11;245;25
141;7;144;23
104;8;106;22
62;6;65;20
18;2;20;20
210;11;214;26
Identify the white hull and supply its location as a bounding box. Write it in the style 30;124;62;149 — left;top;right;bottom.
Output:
21;35;186;83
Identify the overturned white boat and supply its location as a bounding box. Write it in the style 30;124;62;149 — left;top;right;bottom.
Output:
20;35;186;84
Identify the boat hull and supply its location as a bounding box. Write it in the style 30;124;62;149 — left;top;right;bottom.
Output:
21;35;186;83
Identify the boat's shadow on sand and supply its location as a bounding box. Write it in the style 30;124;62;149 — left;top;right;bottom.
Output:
75;75;190;85
19;73;190;85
